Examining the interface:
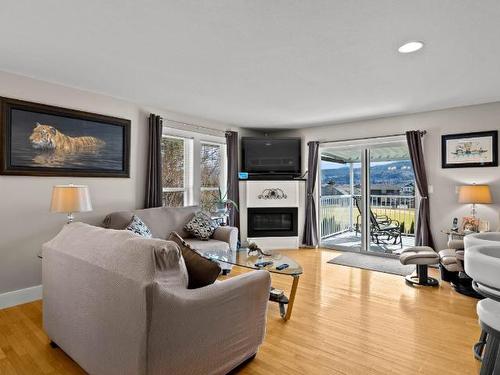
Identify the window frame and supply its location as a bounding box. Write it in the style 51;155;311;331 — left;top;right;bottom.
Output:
162;127;227;209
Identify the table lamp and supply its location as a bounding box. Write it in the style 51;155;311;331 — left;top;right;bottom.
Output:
458;184;492;218
50;184;93;223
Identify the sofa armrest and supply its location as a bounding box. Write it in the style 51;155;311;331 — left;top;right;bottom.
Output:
213;226;238;251
448;239;464;250
148;270;271;375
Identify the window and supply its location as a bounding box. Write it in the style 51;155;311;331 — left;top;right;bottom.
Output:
200;142;227;212
161;136;193;207
161;124;227;210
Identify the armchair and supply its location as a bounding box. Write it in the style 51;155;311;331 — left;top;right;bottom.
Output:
438;239;464;281
43;223;270;375
438;237;481;298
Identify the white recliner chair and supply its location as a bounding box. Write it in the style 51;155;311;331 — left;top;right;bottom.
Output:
464;232;500;375
439;238;482;298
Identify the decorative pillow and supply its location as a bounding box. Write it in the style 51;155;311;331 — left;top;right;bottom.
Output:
168;232;221;289
184;211;218;240
126;215;153;238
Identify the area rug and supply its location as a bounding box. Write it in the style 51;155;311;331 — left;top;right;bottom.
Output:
327;252;414;276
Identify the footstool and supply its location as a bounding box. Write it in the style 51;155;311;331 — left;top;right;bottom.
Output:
399;246;439;286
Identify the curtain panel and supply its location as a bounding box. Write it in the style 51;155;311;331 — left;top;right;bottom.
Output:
225;131;240;229
406;130;435;248
303;141;319;247
145;114;163;208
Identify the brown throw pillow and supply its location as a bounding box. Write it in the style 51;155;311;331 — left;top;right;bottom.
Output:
168;232;221;289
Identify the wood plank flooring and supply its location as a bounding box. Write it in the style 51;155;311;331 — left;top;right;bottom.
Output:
0;249;481;374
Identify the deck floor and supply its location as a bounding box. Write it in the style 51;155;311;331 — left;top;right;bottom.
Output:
321;230;415;254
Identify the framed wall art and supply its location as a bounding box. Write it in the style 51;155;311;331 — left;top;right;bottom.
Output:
441;130;498;168
0;97;130;177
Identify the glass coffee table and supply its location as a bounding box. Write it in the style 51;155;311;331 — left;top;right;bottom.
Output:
203;248;303;321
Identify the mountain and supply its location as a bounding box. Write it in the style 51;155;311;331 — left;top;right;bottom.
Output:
321;160;414;185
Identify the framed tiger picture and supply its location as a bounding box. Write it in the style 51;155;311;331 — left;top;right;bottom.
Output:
0;97;130;177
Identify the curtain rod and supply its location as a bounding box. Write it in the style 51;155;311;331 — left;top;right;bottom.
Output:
310;130;426;145
160;117;228;137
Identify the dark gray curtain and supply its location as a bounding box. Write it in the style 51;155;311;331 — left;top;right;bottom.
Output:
145;114;163;208
406;131;435;248
303;141;319;247
225;131;240;228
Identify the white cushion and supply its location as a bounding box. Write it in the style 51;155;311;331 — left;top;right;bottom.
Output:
184;238;230;252
400;246;439;265
465;245;500;290
477;299;500;332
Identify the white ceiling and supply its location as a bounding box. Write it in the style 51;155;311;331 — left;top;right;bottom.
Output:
1;1;500;129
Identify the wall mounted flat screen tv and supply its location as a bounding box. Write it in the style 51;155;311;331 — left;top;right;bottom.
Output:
241;137;301;176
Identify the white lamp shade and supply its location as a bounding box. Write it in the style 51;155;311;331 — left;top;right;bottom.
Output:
50;185;93;213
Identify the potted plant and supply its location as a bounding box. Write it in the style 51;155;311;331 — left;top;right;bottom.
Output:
212;188;238;214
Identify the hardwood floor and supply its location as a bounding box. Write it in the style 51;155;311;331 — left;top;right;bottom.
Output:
0;249;481;374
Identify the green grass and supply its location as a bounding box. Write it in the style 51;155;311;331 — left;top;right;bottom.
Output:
320;206;415;235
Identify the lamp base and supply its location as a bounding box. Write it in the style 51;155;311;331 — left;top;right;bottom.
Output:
471;203;477;219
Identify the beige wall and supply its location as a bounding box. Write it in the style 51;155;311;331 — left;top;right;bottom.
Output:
2;70;499;295
274;103;500;250
0;71;240;295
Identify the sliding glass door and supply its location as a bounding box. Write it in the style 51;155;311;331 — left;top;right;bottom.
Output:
319;145;364;252
366;142;416;254
319;137;416;256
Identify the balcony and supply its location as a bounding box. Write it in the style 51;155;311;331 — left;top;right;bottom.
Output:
320;194;415;254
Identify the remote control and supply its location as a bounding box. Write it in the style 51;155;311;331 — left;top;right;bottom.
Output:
255;261;273;268
276;263;289;271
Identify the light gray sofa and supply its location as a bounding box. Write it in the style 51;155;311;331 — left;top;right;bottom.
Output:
42;222;270;375
103;205;238;252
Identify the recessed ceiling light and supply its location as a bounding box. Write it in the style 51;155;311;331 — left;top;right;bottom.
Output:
398;41;424;54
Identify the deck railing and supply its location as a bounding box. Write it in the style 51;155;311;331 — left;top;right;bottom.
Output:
320;194;416;239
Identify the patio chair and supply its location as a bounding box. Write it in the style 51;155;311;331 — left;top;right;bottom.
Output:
353;196;402;248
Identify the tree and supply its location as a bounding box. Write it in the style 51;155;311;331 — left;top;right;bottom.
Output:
161;137;184;207
200;143;222;211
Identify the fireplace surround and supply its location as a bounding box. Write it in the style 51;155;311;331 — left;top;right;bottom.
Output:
239;180;305;249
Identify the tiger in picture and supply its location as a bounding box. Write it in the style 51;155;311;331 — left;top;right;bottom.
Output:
29;123;105;152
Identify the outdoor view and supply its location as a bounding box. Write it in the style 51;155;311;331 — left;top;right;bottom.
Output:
161;136;185;207
320;155;416;253
200;143;224;211
161;136;224;212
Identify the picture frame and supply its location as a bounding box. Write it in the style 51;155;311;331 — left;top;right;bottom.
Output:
441;130;498;168
0;97;130;177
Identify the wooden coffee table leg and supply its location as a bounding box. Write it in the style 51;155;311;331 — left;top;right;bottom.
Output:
283;275;300;321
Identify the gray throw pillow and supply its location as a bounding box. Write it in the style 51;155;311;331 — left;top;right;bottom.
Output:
126;215;153;238
168;232;221;289
184;211;218;240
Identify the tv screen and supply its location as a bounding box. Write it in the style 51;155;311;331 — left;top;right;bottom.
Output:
242;137;301;175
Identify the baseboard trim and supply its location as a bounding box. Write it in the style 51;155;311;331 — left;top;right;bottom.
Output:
0;285;42;309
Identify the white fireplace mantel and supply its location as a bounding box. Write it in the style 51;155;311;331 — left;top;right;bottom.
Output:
239;180;306;249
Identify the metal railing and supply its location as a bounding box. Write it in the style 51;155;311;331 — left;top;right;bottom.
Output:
320;194;416;239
